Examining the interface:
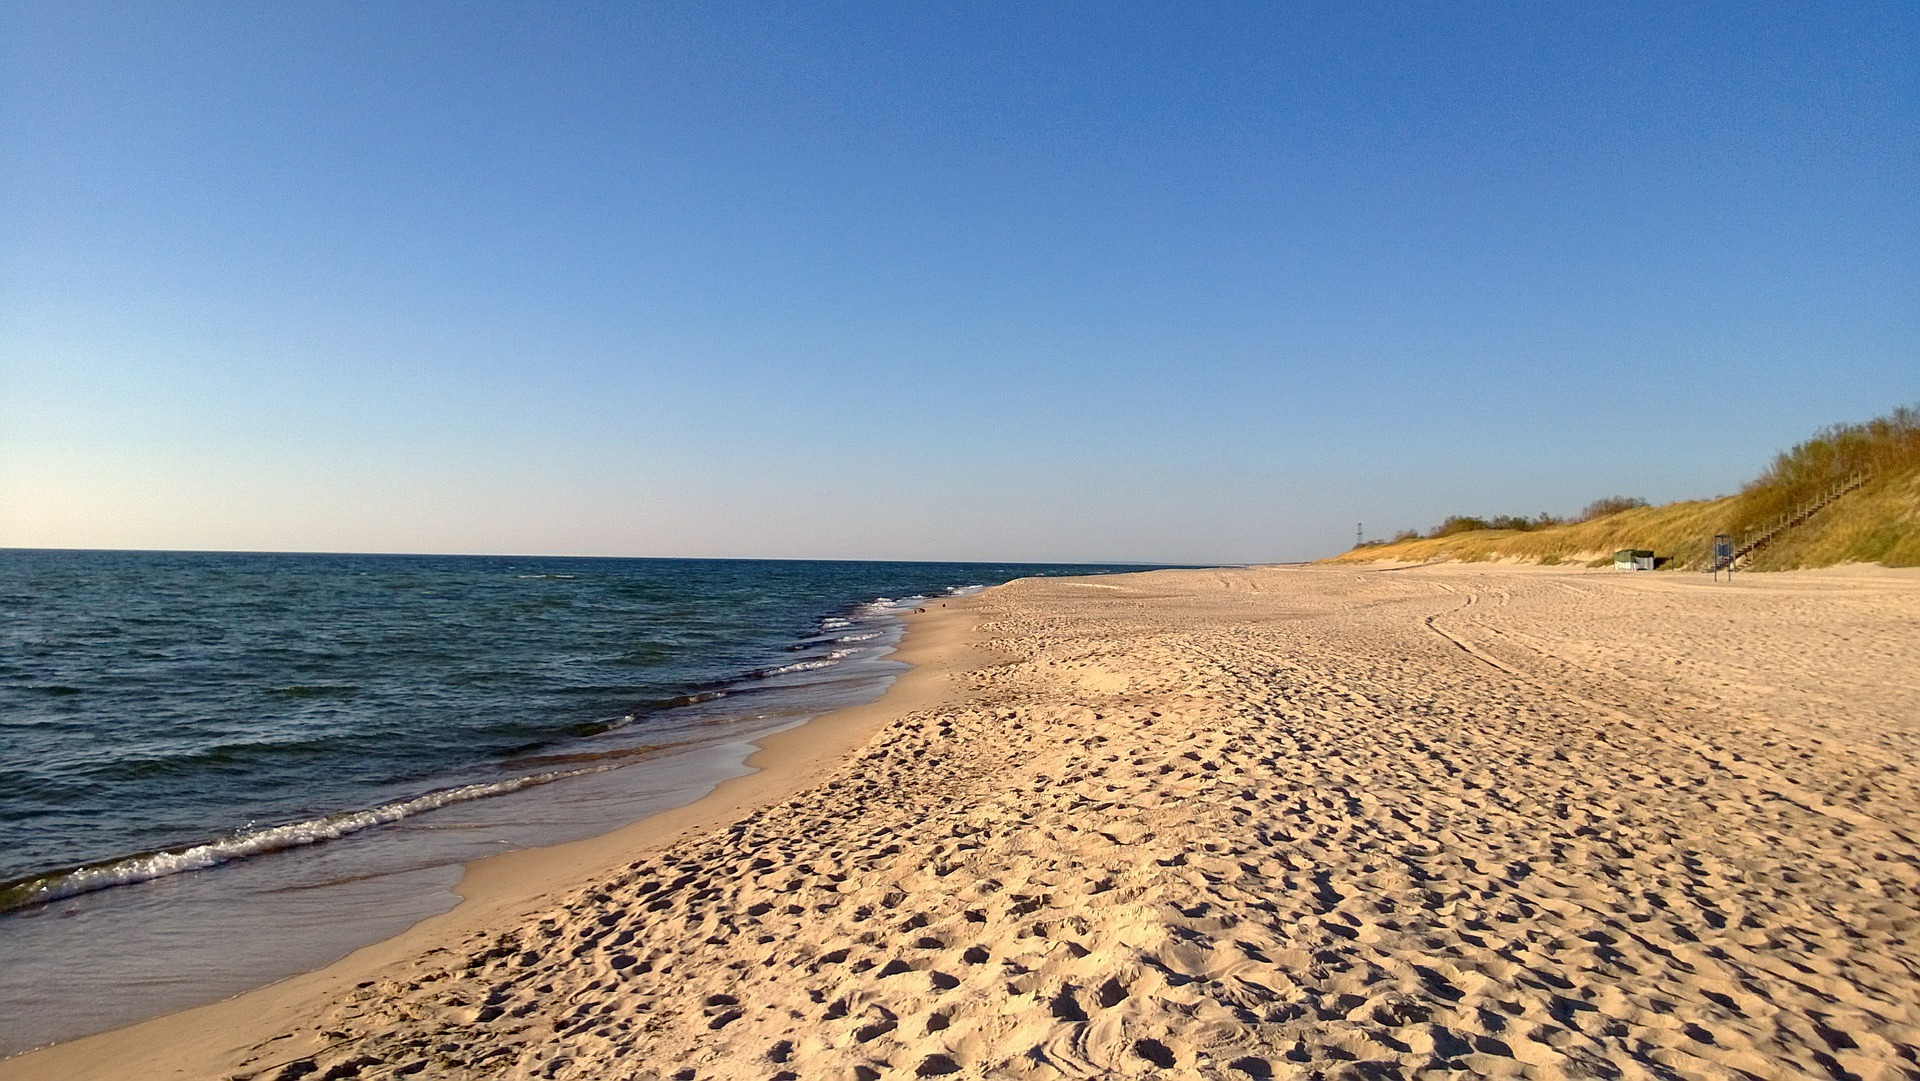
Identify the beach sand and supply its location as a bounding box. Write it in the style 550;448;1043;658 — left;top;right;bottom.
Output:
6;564;1918;1080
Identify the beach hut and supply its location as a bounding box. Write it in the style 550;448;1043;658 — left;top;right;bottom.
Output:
1613;549;1655;571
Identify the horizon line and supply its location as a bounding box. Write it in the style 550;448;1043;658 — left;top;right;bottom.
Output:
0;545;1214;568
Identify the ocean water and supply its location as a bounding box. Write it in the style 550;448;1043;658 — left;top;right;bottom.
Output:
0;550;1146;1055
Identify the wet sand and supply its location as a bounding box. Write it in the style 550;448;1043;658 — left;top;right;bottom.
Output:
7;564;1918;1080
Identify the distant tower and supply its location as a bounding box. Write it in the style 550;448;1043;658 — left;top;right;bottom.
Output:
1356;522;1364;547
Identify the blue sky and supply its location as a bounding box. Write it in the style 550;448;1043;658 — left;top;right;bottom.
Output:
3;2;1914;562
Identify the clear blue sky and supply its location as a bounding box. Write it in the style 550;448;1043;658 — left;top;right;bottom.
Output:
3;2;1914;563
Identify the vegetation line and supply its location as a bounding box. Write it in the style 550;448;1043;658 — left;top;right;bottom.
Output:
1334;404;1920;571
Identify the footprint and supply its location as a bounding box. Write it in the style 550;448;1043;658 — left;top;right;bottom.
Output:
1134;1038;1176;1068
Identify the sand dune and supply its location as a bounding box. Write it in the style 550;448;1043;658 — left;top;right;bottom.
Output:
9;565;1919;1079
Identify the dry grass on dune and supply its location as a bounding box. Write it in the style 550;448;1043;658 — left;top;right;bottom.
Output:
1328;498;1732;570
1331;466;1920;571
1752;466;1920;570
1335;404;1920;571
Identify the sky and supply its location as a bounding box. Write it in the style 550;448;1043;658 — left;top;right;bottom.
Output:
3;2;1915;564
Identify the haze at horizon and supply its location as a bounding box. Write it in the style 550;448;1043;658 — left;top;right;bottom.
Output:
3;2;1914;564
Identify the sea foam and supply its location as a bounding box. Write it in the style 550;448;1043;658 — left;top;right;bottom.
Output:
0;768;597;914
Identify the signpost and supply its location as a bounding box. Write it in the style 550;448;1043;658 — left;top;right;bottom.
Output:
1712;533;1733;581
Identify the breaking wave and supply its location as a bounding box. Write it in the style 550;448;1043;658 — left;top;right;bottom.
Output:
0;767;601;915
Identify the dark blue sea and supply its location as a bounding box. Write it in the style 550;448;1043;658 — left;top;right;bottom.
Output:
0;550;1148;1055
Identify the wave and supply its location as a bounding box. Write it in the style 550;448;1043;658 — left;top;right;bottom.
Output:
0;579;967;916
80;736;355;784
0;768;599;915
564;713;635;738
759;657;841;676
755;645;871;678
849;593;949;618
499;743;662;769
821;595;909;630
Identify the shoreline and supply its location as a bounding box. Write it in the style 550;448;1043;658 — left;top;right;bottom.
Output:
0;589;999;1080
9;563;1917;1078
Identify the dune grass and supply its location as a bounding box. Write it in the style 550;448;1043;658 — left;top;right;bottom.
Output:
1332;405;1920;571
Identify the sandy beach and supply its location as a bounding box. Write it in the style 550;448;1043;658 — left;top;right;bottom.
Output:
7;563;1919;1080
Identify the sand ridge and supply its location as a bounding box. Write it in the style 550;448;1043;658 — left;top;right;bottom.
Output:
10;565;1920;1079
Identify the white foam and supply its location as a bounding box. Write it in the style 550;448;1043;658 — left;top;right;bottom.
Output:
763;658;841;675
853;594;931;618
0;769;597;913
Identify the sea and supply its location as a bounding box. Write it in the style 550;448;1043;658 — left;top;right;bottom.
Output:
0;550;1150;1056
